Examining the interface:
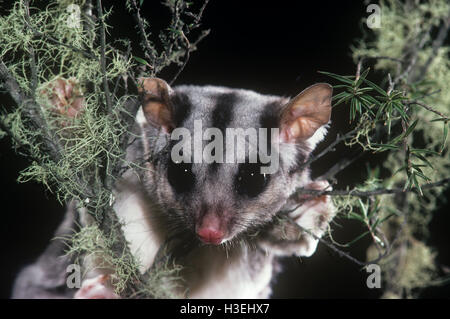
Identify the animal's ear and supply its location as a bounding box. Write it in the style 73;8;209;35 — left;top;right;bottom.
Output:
280;83;332;143
138;77;174;133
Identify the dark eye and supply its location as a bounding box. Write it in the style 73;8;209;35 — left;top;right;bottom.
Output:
167;159;195;194
235;162;270;198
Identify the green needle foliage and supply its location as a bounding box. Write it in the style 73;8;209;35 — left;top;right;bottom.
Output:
323;0;450;298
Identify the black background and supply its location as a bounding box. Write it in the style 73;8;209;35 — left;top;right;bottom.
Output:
0;0;449;299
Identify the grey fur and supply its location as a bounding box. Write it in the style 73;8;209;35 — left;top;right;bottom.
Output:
11;202;77;299
136;85;322;242
12;83;336;299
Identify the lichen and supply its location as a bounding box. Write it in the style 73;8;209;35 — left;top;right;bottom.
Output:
351;0;449;297
0;0;208;298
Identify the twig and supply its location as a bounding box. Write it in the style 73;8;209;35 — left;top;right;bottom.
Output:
387;73;394;95
22;9;95;59
393;28;430;85
169;31;190;85
294;178;450;197
168;30;210;85
356;56;404;81
407;100;449;120
285;216;388;267
129;0;155;68
295;222;367;267
168;0;210;86
0;61;63;161
300;127;359;171
355;59;362;81
113;45;132;97
23;1;37;98
96;0;113;111
359;56;404;64
193;0;210;26
416;12;450;82
0;62;26;106
0;117;28;151
111;97;141;179
317;149;365;181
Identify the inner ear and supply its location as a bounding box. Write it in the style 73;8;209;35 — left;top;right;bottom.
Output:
280;83;332;143
138;77;174;133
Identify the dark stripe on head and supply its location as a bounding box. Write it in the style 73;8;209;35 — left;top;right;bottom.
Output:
258;100;281;162
211;93;236;133
208;93;236;173
259;101;280;130
171;92;192;127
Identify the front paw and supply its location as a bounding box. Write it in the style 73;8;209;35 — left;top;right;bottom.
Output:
74;274;120;299
258;180;335;257
288;180;335;256
290;181;334;230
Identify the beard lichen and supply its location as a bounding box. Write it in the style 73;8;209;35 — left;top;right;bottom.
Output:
65;221;184;298
0;0;208;298
351;0;450;297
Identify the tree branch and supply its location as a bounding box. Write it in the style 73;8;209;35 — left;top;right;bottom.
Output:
168;1;210;85
317;149;365;181
294;178;450;198
0;61;63;161
129;0;156;68
416;11;450;82
283;215;388;267
96;0;113;111
407;100;449;120
300;127;359;172
169;31;190;85
23;1;37;98
22;7;95;60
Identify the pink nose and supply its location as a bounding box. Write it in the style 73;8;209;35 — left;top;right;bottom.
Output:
196;228;224;245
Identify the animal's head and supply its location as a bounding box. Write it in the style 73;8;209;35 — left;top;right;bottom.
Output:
137;78;332;245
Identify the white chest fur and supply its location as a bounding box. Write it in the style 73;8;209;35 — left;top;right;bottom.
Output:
113;178;274;298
